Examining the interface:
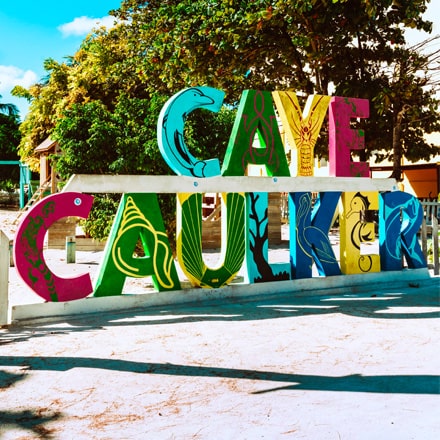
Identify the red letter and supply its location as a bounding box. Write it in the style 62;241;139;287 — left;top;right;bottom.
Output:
329;97;369;177
14;192;94;302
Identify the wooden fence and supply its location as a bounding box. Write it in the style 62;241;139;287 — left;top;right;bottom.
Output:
420;201;440;276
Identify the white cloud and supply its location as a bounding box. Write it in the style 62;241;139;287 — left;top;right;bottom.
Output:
58;15;117;37
0;65;38;93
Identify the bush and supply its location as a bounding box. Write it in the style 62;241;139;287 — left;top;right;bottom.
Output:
80;194;120;241
0;179;16;193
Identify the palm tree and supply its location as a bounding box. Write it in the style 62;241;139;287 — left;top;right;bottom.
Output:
0;94;19;116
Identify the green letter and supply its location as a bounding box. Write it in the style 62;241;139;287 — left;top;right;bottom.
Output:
222;90;290;177
94;193;180;296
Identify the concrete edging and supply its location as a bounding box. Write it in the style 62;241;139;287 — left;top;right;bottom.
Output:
10;268;434;324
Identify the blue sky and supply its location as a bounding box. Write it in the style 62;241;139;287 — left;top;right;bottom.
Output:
0;0;121;117
0;1;438;119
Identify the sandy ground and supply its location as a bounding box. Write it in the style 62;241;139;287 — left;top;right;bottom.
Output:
0;208;17;242
1;208;439;439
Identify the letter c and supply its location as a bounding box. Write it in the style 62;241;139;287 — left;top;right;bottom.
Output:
14;192;94;302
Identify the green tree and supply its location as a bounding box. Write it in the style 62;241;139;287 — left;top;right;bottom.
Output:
12;59;72;170
0;113;21;160
51;91;235;242
15;0;439;168
52;101;119;178
12;0;440;237
113;0;439;176
0;101;21;183
0;94;19;117
370;37;440;179
113;0;432;94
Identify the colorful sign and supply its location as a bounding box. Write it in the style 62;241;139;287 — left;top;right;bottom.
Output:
12;87;427;302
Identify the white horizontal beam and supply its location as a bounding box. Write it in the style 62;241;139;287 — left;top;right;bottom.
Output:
63;174;397;194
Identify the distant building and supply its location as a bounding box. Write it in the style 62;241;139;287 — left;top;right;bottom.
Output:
34;137;59;194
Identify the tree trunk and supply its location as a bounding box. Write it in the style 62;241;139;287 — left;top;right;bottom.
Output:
390;104;410;181
391;121;403;181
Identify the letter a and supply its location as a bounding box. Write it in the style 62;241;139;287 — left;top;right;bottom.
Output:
222;90;290;177
94;193;180;296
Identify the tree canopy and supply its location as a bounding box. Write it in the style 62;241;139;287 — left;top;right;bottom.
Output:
0;94;19;117
0;95;21;184
113;0;433;95
110;0;439;176
13;0;440;181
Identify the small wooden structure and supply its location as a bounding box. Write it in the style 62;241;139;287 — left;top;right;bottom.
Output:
33;137;66;249
34;137;59;193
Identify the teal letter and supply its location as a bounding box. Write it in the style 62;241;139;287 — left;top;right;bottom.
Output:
157;87;224;177
379;191;426;270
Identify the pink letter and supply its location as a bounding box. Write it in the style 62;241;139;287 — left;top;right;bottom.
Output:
14;192;94;302
329;97;369;177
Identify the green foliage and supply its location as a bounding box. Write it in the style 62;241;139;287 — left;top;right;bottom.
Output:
0;109;21;182
80;194;120;241
0;94;19;117
11;0;440;235
52;93;176;178
0;179;16;193
51;90;235;241
184;106;237;162
114;0;432;95
12;59;72;170
52;101;119;179
0;113;21;159
17;0;440;170
109;93;170;175
112;0;439;172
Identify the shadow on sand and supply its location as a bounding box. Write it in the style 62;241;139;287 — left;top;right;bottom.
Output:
0;370;62;438
1;282;438;437
0;356;438;396
2;281;439;343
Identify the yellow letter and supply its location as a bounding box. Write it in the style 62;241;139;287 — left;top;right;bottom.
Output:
272;92;330;176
